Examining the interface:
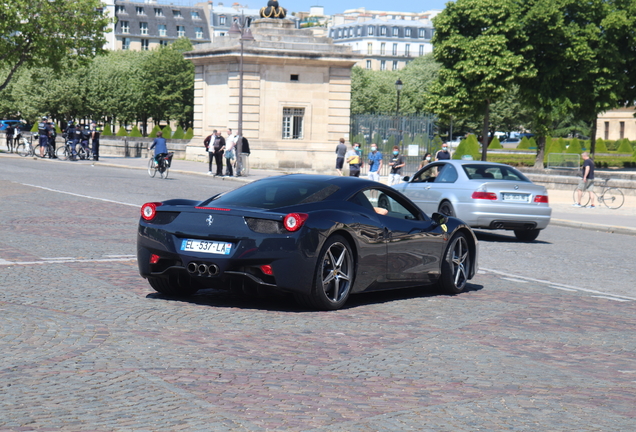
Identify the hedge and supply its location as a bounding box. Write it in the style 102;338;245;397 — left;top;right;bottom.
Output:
129;125;143;137
488;137;502;149
161;125;172;139
184;127;194;140
116;126;128;137
171;126;184;139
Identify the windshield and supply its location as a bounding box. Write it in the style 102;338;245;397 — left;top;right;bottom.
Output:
462;164;530;182
205;178;340;209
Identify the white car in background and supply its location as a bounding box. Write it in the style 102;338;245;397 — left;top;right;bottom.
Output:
391;160;552;242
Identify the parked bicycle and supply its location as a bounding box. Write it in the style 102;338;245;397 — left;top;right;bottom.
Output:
572;177;625;209
56;135;91;161
148;151;172;179
15;134;35;157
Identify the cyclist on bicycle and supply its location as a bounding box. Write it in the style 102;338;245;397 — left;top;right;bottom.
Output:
149;131;168;166
37;117;49;157
79;124;91;156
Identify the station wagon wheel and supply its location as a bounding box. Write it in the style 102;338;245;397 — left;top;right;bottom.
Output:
438;201;455;218
302;235;353;310
438;233;470;295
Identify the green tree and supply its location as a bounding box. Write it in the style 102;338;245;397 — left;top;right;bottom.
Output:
488;136;502;149
617;138;633;153
429;0;529;161
0;0;110;92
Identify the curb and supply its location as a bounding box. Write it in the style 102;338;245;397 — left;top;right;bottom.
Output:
550;218;636;236
93;161;254;184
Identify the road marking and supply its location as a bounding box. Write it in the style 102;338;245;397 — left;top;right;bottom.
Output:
17;182;139;208
0;257;137;266
549;286;578;292
104;254;136;258
40;257;76;260
501;277;528;283
481;267;636;301
590;296;630;302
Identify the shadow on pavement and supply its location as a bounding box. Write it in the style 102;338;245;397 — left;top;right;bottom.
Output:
146;282;484;312
474;230;552;244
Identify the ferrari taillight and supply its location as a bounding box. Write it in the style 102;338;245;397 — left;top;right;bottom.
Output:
534;195;549;203
141;202;162;221
283;213;308;232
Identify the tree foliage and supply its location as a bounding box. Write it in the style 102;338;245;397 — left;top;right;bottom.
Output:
0;0;110;92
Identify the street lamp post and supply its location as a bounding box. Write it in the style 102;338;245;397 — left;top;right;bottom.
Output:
395;78;403;151
228;16;254;176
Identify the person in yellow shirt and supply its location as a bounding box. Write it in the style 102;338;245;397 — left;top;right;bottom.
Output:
346;142;363;177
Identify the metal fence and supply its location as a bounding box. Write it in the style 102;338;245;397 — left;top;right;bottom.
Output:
547;153;580;171
350;113;438;178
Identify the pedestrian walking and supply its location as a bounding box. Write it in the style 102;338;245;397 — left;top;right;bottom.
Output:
574;152;596;208
435;143;451;161
388;146;406;185
335;138;347;175
91;122;100;161
5;124;14;153
419;152;432;169
346;142;362;177
203;132;214;174
225;128;237;177
367;143;383;182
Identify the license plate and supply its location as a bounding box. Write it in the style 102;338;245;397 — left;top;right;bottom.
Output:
180;239;233;255
502;193;530;202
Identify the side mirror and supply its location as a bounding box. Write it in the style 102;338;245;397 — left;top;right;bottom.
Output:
431;212;448;226
402;176;410;182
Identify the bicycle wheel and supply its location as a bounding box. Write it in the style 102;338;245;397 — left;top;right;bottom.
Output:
55;146;67;161
33;144;46;158
76;147;87;160
148;158;157;178
16;144;27;157
601;188;624;209
572;187;590;206
160;162;169;179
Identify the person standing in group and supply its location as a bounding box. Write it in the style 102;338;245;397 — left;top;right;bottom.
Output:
203;131;215;175
335;137;347;176
367;143;383;182
435;143;451;161
225;128;237;177
388;146;406;185
47;122;57;158
346;142;362;177
5;124;15;153
419;152;432;169
574;152;596;208
211;130;226;176
13;124;22;151
64;121;78;159
91;122;100;161
37;117;49;158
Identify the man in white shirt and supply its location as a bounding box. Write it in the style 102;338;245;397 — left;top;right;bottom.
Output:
225;128;238;177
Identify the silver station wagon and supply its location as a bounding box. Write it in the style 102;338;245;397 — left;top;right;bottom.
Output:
391;160;552;242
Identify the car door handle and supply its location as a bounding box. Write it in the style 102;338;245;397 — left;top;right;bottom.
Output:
425;186;431;190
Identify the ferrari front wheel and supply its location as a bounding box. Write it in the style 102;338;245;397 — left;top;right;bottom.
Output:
438;232;470;295
299;235;354;310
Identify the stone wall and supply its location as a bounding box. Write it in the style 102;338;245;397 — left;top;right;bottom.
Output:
94;137;189;159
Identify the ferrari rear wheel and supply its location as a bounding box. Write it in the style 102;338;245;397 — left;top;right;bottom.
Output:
148;276;199;296
300;235;354;310
438;232;470;295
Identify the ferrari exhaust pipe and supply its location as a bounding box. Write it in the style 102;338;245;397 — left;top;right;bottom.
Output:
197;264;208;274
187;263;197;274
208;264;219;275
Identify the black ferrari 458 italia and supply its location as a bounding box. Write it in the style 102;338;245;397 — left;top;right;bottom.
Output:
138;174;478;310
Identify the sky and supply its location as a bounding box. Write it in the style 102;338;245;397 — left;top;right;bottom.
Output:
169;0;451;16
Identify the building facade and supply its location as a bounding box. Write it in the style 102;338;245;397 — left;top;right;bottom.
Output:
105;0;211;51
185;19;362;171
596;107;636;142
327;10;440;71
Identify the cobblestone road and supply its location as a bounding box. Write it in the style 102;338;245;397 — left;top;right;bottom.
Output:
1;175;635;431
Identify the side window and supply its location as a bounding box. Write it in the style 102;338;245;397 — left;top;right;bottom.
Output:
362;189;420;220
411;164;440;183
435;164;458;183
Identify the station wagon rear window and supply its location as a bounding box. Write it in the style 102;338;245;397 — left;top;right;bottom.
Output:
206;179;340;209
462;164;530;182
